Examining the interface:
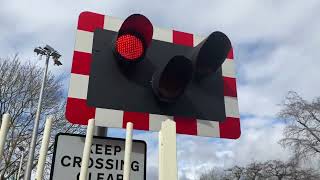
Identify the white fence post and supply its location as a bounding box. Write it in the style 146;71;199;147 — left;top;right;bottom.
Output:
35;116;53;180
79;118;95;180
123;122;133;180
16;151;24;180
158;131;163;180
158;119;178;180
0;113;11;164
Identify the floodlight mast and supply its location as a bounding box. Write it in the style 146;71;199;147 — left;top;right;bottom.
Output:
24;45;62;180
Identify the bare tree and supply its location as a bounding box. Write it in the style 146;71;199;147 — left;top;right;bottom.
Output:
263;160;296;180
225;166;244;180
199;170;219;180
243;162;265;180
198;163;264;180
199;168;228;180
263;158;320;180
0;55;84;179
278;91;320;159
291;168;320;180
203;159;320;180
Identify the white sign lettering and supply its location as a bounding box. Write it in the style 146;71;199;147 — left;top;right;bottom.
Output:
50;134;146;180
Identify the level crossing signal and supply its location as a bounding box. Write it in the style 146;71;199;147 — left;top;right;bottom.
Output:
66;11;241;139
87;14;231;121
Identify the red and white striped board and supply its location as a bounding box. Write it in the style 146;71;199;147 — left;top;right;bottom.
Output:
66;11;241;139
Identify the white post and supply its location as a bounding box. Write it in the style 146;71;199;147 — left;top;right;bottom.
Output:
35;116;53;180
17;151;24;180
158;119;177;180
79;118;95;180
0;113;11;164
158;131;163;180
123;122;133;180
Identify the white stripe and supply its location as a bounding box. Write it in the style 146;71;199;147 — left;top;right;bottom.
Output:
95;108;124;128
193;35;205;46
74;30;94;53
224;96;240;118
149;114;173;131
153;27;172;43
68;74;89;99
196;119;220;137
222;59;236;78
104;16;123;32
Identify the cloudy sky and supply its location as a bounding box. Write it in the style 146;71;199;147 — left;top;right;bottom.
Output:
1;0;320;179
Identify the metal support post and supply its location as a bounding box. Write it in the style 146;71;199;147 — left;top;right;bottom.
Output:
123;122;133;180
0;113;11;164
35;116;53;180
159;119;177;180
24;55;50;180
79;118;95;180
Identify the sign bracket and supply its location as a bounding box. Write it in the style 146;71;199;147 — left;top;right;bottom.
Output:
159;119;178;180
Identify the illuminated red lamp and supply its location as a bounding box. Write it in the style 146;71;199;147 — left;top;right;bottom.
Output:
114;14;153;62
115;34;144;61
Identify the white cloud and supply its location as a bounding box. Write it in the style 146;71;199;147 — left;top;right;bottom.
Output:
130;117;290;179
1;0;319;117
237;23;320;117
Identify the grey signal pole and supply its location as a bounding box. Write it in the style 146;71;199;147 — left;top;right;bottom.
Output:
24;45;62;180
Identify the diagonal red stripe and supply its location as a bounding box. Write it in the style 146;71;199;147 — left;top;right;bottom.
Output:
65;97;96;125
71;51;92;75
123;112;149;130
78;11;105;32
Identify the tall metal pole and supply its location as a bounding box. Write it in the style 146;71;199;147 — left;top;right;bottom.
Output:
24;55;50;180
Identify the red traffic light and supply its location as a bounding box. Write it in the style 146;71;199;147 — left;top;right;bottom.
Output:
114;14;153;62
115;34;144;61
